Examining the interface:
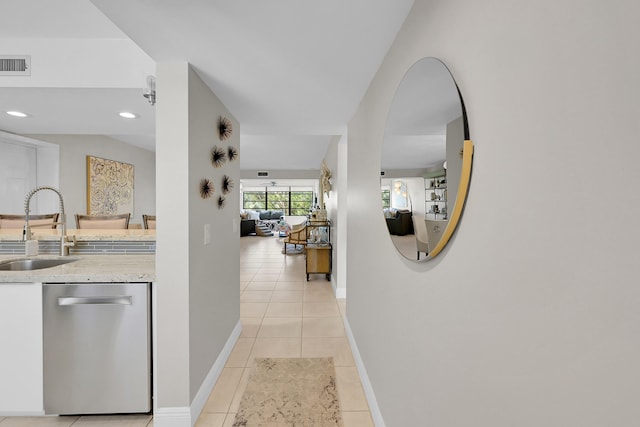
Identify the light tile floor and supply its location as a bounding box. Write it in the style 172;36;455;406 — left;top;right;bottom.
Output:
195;235;373;426
0;235;372;427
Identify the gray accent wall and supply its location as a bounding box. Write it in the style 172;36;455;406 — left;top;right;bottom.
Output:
155;62;240;409
186;66;240;401
346;0;640;425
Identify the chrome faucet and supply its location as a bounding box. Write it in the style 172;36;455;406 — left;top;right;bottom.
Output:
24;186;76;256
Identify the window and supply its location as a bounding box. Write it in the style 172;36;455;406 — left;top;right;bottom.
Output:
289;191;314;215
381;189;390;209
242;186;313;215
266;191;289;212
243;191;266;211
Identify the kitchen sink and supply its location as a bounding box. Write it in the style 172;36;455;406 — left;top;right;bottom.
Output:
0;258;78;271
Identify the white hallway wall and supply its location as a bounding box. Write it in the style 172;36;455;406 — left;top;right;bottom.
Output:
346;0;640;425
322;135;347;296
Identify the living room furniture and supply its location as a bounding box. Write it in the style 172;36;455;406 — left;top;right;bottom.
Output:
304;220;331;280
385;209;414;236
306;243;332;281
283;223;307;254
240;219;256;236
242;210;285;233
258;210;284;221
425;175;447;220
412;216;429;260
254;222;273;236
75;213;130;229
257;210;284;231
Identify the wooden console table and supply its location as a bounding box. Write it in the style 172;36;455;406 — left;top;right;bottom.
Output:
306;243;332;281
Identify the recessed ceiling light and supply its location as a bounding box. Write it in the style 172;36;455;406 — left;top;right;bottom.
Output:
119;112;137;119
6;111;27;118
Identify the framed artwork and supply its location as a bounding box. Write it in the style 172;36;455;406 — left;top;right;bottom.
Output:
86;155;134;215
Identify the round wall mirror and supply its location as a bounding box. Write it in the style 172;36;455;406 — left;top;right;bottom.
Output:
381;57;473;261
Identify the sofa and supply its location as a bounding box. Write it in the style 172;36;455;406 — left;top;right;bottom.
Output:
240;210;284;236
252;210;283;230
385;209;414;236
240;219;256;236
258;210;284;221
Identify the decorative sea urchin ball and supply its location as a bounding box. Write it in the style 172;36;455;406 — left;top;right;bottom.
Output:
218;116;233;141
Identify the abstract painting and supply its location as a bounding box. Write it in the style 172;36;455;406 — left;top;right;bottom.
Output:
86;155;134;215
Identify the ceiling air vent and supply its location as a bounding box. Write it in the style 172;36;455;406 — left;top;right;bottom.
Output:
0;55;31;76
257;171;269;177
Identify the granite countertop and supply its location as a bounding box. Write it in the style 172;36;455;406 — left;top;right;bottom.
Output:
0;229;156;242
0;254;155;283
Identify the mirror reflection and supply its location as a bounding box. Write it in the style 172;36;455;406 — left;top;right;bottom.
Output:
382;57;469;261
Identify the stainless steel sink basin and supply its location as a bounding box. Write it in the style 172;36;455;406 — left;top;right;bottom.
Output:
0;258;77;271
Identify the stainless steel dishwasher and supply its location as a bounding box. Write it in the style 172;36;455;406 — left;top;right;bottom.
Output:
43;283;151;415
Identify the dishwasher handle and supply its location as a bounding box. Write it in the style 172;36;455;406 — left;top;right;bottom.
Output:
58;296;133;306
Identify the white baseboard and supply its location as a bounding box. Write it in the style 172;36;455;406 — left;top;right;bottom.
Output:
153;319;242;427
190;320;242;422
0;410;45;416
343;317;386;427
331;274;346;299
152;407;191;427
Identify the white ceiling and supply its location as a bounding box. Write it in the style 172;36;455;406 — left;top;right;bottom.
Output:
382;57;463;171
0;0;414;170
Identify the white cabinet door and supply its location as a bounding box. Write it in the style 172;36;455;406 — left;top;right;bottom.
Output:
0;283;43;415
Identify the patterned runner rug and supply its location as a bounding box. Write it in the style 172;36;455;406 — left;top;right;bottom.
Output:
233;358;344;427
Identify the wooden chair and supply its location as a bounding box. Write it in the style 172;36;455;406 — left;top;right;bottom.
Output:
283;223;307;254
142;215;156;230
0;213;60;229
75;213;130;229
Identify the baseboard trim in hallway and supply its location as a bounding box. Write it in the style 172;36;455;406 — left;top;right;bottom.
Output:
190;320;242;422
153;407;191;427
154;320;242;427
343;317;386;427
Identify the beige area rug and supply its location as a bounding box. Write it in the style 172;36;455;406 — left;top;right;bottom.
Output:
233;358;344;427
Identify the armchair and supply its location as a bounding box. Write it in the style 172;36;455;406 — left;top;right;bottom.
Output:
385;209;414;236
240;219;256;236
283;223;307;254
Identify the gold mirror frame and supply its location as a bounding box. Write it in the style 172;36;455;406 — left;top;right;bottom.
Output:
424;139;473;258
382;57;473;261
